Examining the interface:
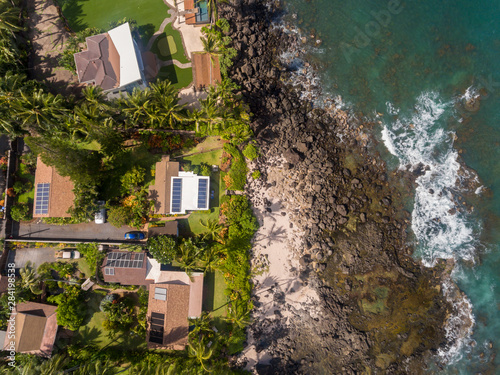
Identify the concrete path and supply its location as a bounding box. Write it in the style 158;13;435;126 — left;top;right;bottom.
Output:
158;59;192;69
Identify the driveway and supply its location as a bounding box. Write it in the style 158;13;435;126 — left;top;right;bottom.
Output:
13;221;137;242
8;247;56;270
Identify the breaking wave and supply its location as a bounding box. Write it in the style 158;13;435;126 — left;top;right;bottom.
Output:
381;92;481;363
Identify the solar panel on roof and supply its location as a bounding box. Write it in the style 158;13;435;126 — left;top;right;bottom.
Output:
105;252;144;268
171;178;182;213
34;183;50;215
197;178;208;209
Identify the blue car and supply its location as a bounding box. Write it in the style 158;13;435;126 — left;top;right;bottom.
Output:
124;232;145;240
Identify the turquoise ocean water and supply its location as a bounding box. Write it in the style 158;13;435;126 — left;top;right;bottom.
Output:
281;0;500;372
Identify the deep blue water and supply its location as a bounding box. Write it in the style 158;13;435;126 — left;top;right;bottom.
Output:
282;0;500;372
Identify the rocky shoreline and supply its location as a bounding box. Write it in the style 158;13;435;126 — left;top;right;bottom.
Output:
220;0;460;373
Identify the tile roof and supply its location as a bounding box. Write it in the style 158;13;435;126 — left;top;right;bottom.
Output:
146;282;190;349
74;33;120;91
3;302;58;357
33;157;75;218
149;156;179;215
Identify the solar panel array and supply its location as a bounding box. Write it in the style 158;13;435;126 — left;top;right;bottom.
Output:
171;178;182;213
105;252;145;269
197;179;208;209
35;183;50;215
149;312;165;344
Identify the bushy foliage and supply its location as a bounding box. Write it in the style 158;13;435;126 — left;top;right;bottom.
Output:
76;243;104;275
13;180;32;194
147;235;178;264
251;170;261;179
10;202;30;221
242;143;259;160
223;143;247;190
48;285;85;331
201;19;237;77
120;165;145;193
107;205;134;228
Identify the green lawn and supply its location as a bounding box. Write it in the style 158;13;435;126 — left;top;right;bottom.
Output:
156;65;192;90
77;258;92;279
58;0;170;42
184;149;223;167
203;270;227;317
150;23;190;64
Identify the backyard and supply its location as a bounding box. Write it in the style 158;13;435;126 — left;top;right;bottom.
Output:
57;0;169;41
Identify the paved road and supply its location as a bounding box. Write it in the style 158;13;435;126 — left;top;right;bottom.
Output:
13;221;139;242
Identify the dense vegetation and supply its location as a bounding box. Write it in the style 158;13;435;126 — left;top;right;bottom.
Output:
0;1;258;372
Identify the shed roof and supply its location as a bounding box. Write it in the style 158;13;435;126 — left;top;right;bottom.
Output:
192;53;221;88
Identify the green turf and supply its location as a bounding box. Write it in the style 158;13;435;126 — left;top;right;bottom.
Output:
157;35;177;55
77;258;92;279
58;0;170;42
150;23;190;64
184;149;223;167
156;65;192;90
203;270;228;317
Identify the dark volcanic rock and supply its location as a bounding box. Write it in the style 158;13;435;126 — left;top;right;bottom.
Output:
220;0;452;373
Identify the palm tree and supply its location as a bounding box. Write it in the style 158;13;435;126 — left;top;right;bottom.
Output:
19;261;42;295
189;311;213;338
12;89;69;135
0;1;22;37
120;87;153;128
131;362;179;375
198;96;222;134
72;360;117;375
177;238;203;276
200;34;222;85
38;355;69;375
226;300;251;329
150;80;186;129
187;339;215;373
190;108;208;133
199;218;222;242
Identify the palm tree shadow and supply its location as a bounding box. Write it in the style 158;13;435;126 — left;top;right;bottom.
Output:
76;325;101;346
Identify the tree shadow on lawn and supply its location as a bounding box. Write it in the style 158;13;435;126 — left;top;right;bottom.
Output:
56;0;89;32
157;65;178;85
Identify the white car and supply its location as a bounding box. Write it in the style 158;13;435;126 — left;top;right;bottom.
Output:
56;250;81;259
95;201;106;224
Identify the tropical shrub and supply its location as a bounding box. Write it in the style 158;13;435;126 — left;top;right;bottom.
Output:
48;285;86;331
147;235;178;264
10;202;30;221
252;170;261;179
243;143;259;160
76;243;104;275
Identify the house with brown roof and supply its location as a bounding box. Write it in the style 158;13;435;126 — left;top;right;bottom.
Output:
33;157;75;218
146;282;191;350
74;22;146;94
3;302;58;357
148;155;210;215
101;251;148;285
192;53;221;89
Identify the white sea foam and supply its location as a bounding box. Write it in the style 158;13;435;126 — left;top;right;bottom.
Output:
381;92;481;364
382;92;479;267
461;85;480;102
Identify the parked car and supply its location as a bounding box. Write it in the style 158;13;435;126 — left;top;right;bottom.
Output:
124;231;145;240
95;200;106;224
56;250;81;259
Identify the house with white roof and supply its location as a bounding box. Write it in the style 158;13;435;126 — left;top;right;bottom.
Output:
74;22;146;94
149;156;210;215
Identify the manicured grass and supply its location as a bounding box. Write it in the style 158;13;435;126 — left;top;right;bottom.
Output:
186;207;220;235
203;270;227;317
58;0;169;42
156;65;192;90
184;149;223;167
184;137;223;155
150;24;190;64
77;258;92;279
